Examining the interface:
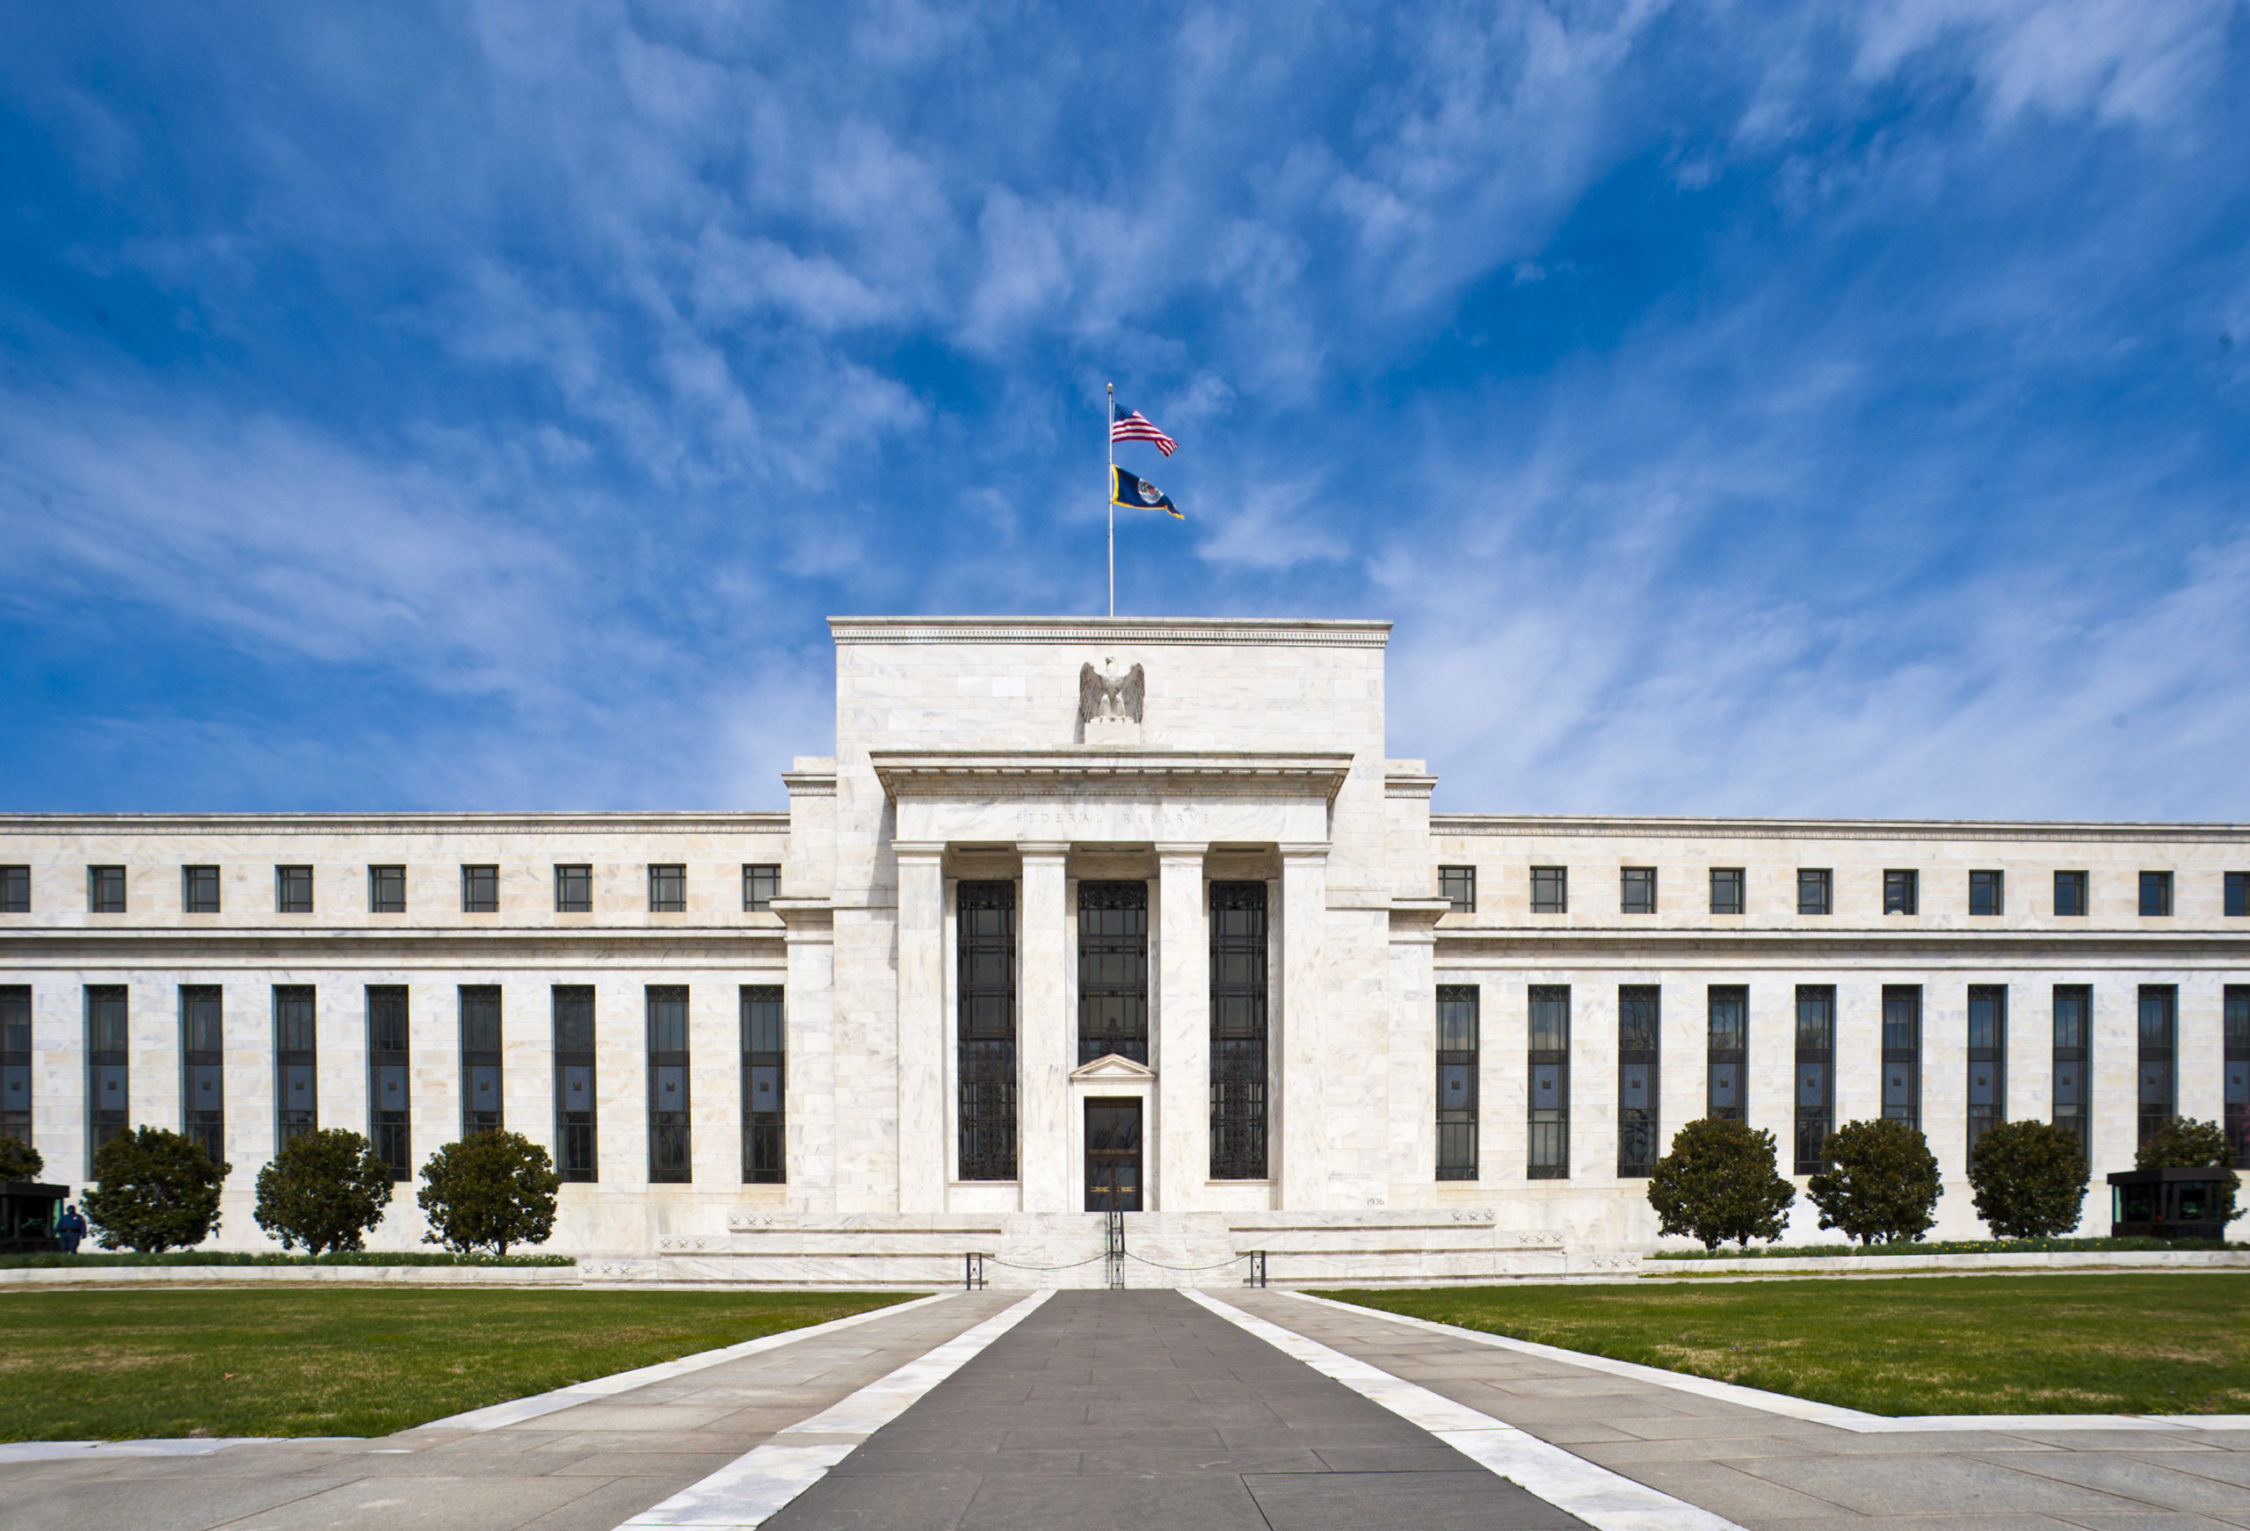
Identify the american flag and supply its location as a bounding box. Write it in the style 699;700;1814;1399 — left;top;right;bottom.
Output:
1111;401;1177;456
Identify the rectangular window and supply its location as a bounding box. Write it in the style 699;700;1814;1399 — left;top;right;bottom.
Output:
648;864;686;913
1709;868;1744;916
1617;985;1660;1177
1530;866;1568;914
183;866;221;914
89;865;126;914
460;986;503;1136
369;865;406;914
1209;880;1268;1179
1078;881;1148;1065
1435;985;1478;1180
2137;985;2176;1146
2222;986;2248;1170
1797;869;1831;915
2052;985;2090;1162
461;865;498;914
2140;871;2173;917
1883;870;1919;915
1707;985;1747;1121
959;880;1019;1180
276;865;313;914
2054;870;2088;918
1620;868;1657;915
86;985;129;1171
743;986;785;1183
555;864;591;913
0;865;28;913
1969;870;2004;917
1528;986;1570;1178
2227;873;2250;919
553;987;596;1183
647;985;690;1183
368;986;411;1181
1967;985;2006;1159
1881;985;1921;1134
742;864;780;912
1794;986;1835;1174
275;985;317;1148
1438;865;1475;913
1;986;30;1152
179;986;223;1166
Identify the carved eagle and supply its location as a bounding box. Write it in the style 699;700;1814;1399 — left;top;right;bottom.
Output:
1078;661;1145;723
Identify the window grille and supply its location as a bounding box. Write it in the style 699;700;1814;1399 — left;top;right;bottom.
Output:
2140;871;2173;916
742;986;784;1183
1881;986;1921;1134
647;986;690;1183
368;986;411;1181
1438;865;1475;913
2225;986;2249;1170
1436;985;1478;1180
2051;985;2090;1163
1883;869;1918;915
89;866;126;914
0;986;30;1152
1709;868;1744;915
1707;985;1747;1121
554;864;591;913
275;865;313;915
2054;870;2087;917
1797;869;1831;915
1620;868;1657;915
1209;880;1268;1179
1794;985;1834;1174
1078;881;1149;1065
369;865;406;914
1617;985;1660;1177
86;985;129;1172
1967;985;2006;1158
2137;985;2176;1146
275;986;317;1148
957;880;1018;1181
553;987;597;1183
1527;986;1570;1178
460;986;503;1135
183;866;221;914
180;986;223;1166
742;864;780;912
0;865;27;913
461;864;498;913
648;864;686;912
1530;866;1567;914
1969;870;2004;917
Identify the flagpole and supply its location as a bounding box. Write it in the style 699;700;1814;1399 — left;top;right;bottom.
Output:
1106;381;1116;618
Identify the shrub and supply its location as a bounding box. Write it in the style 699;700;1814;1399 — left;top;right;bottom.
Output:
0;1133;43;1181
1967;1120;2088;1238
1646;1117;1797;1250
2135;1117;2244;1226
417;1132;561;1257
81;1127;230;1252
1806;1118;1941;1245
254;1128;396;1255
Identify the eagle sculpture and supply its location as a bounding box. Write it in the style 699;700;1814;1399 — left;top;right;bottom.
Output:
1078;661;1145;723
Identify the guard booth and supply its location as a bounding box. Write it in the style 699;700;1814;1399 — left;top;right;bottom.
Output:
2108;1167;2238;1241
0;1181;65;1254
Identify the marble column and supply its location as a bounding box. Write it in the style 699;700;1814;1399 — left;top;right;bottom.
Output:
1278;844;1329;1208
1156;843;1209;1211
894;843;947;1213
1017;844;1071;1212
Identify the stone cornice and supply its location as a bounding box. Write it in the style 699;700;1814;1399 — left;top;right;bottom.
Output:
869;750;1354;802
1434;929;2250;961
0;928;786;963
0;811;790;836
1432;813;2250;843
829;615;1390;648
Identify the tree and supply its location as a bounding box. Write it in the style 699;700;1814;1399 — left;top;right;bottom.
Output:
2135;1117;2244;1226
1966;1120;2088;1239
81;1127;229;1252
1646;1117;1797;1250
0;1134;43;1181
254;1128;396;1255
417;1132;561;1257
1806;1119;1941;1245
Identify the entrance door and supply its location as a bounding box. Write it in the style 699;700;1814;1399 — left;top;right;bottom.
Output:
1085;1098;1143;1211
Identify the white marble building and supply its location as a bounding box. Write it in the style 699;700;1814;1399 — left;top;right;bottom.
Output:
3;616;2246;1285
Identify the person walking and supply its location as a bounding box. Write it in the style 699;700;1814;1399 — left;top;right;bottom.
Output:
55;1202;86;1255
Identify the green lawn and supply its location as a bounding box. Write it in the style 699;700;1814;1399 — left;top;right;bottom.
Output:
1325;1273;2250;1416
0;1288;914;1442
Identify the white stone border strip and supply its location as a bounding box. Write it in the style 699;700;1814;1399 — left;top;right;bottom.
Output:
1290;1291;2250;1435
425;1291;955;1432
0;1437;283;1465
614;1290;1052;1530
1186;1289;1746;1531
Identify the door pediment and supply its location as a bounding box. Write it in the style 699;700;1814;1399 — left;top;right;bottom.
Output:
1070;1053;1156;1082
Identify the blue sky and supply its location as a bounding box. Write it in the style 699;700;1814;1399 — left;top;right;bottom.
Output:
4;1;2247;818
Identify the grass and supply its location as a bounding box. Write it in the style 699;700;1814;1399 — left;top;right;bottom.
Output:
0;1287;914;1441
1649;1236;2244;1260
1324;1273;2250;1416
0;1250;573;1268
